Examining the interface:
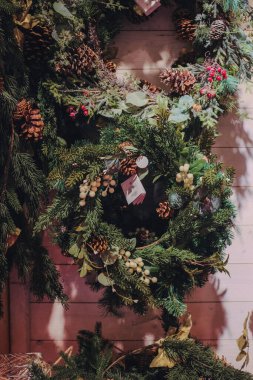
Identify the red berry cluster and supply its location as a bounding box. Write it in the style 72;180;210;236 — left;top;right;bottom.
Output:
66;105;89;121
80;104;89;116
199;64;227;99
206;65;227;82
67;106;77;120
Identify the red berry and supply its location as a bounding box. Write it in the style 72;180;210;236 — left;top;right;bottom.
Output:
206;66;212;71
70;112;76;118
208;77;213;83
216;75;222;81
217;67;222;73
209;71;215;77
221;69;227;76
200;88;206;95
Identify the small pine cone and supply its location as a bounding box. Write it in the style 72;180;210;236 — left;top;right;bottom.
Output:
105;61;117;72
160;68;196;95
14;100;44;141
13;99;33;121
0;76;4;93
156;201;173;219
89;236;109;255
140;79;162;94
120;157;137;176
176;18;196;41
210;19;226;40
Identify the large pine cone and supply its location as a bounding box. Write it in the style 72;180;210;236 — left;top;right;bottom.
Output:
19;24;53;64
156;201;173;219
176;18;196;41
210;19;226;40
120;157;137;176
13;99;44;141
88;236;109;255
55;44;97;77
160;68;196;95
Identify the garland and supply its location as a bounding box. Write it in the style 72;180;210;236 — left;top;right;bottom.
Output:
30;322;253;380
0;0;253;318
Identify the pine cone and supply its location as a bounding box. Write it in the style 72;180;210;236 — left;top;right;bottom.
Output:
55;44;97;77
120;157;137;176
0;76;4;93
14;99;44;141
140;79;162;94
105;61;117;72
156;201;173;219
20;24;53;64
160;68;196;95
89;236;109;255
13;99;32;121
176;18;196;41
210;19;226;40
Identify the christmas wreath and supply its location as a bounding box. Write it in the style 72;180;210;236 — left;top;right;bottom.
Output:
1;0;253;317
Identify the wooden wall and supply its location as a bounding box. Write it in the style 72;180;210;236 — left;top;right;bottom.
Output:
3;5;253;373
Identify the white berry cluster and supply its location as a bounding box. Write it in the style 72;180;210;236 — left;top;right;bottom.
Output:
119;249;158;285
79;175;117;207
176;163;194;190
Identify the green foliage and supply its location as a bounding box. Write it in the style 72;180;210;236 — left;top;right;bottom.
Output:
30;324;253;380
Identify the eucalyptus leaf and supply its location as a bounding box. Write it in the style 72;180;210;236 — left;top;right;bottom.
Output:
178;95;194;110
68;243;80;258
138;168;149;181
126;91;149;108
97;272;114;286
169;110;189;124
53;2;74;19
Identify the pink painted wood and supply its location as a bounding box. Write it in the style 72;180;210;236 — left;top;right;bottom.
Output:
6;5;253;372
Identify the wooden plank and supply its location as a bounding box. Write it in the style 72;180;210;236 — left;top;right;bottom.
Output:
30;303;163;342
0;287;9;353
215;113;253;148
188;264;253;303
9;283;30;353
30;302;253;342
30;265;102;303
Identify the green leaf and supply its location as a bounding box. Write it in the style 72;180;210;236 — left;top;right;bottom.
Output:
53;2;74;19
126;91;149;108
169;110;189;124
68;244;80;258
139;168;149;181
178;95;194;110
97;273;114;286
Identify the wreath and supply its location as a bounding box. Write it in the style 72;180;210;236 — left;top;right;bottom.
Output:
1;0;253;318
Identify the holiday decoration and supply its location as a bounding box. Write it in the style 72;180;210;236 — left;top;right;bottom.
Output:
176;164;194;189
160;68;196;94
88;236;109;255
120;157;138;176
176;17;196;41
55;44;97;77
156;201;173;219
134;0;161;16
13;99;44;141
1;1;253;376
210;19;227;40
